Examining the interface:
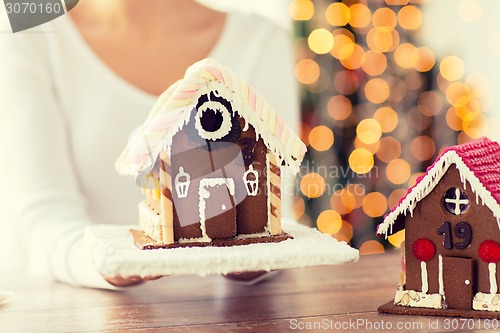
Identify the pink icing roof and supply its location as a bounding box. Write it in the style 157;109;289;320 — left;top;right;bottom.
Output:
377;137;500;236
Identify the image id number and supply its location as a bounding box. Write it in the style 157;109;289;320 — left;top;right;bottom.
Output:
5;2;62;14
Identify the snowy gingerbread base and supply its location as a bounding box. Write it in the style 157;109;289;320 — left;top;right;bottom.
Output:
379;300;500;319
394;285;444;309
84;218;359;278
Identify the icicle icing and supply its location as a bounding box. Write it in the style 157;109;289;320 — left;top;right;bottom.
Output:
378;142;500;236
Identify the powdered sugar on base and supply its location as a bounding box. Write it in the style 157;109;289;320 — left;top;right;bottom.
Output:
84;218;359;278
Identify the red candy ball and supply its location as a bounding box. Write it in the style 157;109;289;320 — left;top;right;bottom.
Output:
412;238;435;262
478;240;500;263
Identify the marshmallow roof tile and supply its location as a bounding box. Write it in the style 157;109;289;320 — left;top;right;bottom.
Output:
377;137;500;237
116;59;307;177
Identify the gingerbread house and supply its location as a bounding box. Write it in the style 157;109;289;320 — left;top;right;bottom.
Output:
377;137;500;317
116;59;306;248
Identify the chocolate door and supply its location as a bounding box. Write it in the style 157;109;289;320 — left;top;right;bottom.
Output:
201;180;237;239
442;256;473;310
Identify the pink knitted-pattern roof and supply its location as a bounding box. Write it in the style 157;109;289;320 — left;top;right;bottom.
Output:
378;137;500;236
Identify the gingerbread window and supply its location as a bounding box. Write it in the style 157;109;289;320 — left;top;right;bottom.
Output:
443;187;469;215
195;97;232;141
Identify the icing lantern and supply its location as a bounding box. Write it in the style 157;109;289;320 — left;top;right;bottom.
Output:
479;240;500;295
412;238;435;262
174;166;191;199
412;238;435;294
243;165;259;196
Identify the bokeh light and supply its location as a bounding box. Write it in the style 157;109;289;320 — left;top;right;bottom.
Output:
327;95;352;121
356;118;382;144
394;43;417;69
387;77;406;104
418;91;443;116
330;189;353;215
388;230;405;248
362;192;388;217
366;27;400;53
440;55;465;81
292;195;306;219
295;59;320;85
446;107;464;131
289;0;314;21
341;184;366;210
385;0;409;5
362;50;387;76
354;137;380;154
411;135;436;161
397;5;422;30
300;173;326;198
359;240;385;255
330;29;355;60
332;221;354;242
308;28;334;54
317;210;343;235
340;44;366;70
309;125;334;151
373;107;398;133
413;47;435;72
325;2;350;26
463;112;488;138
372;8;397;29
386;159;411;184
364;78;390;104
377;136;402;163
348;3;371;28
458;0;483;22
446;82;471;107
349;148;374;174
334;70;360;95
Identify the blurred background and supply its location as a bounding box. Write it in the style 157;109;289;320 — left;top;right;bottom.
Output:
206;0;499;254
290;0;498;255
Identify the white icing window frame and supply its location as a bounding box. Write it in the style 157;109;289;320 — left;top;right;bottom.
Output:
194;100;232;141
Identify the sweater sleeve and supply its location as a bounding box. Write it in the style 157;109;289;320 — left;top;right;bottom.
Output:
0;21;116;289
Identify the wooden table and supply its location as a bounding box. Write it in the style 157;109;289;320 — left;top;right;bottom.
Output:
0;251;494;332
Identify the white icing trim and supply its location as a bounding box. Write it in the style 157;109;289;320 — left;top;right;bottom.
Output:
490;262;498;294
438;255;444;295
421;261;428;294
445;188;469;215
379;150;500;236
174;166;190;199
243;165;259;196
194;100;232;140
236;232;270;239
198;178;236;241
394;285;444;309
473;292;500;311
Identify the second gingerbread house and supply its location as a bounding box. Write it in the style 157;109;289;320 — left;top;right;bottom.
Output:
378;137;500;317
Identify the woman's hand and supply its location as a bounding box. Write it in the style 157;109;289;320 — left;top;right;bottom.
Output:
223;271;280;284
104;275;163;287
